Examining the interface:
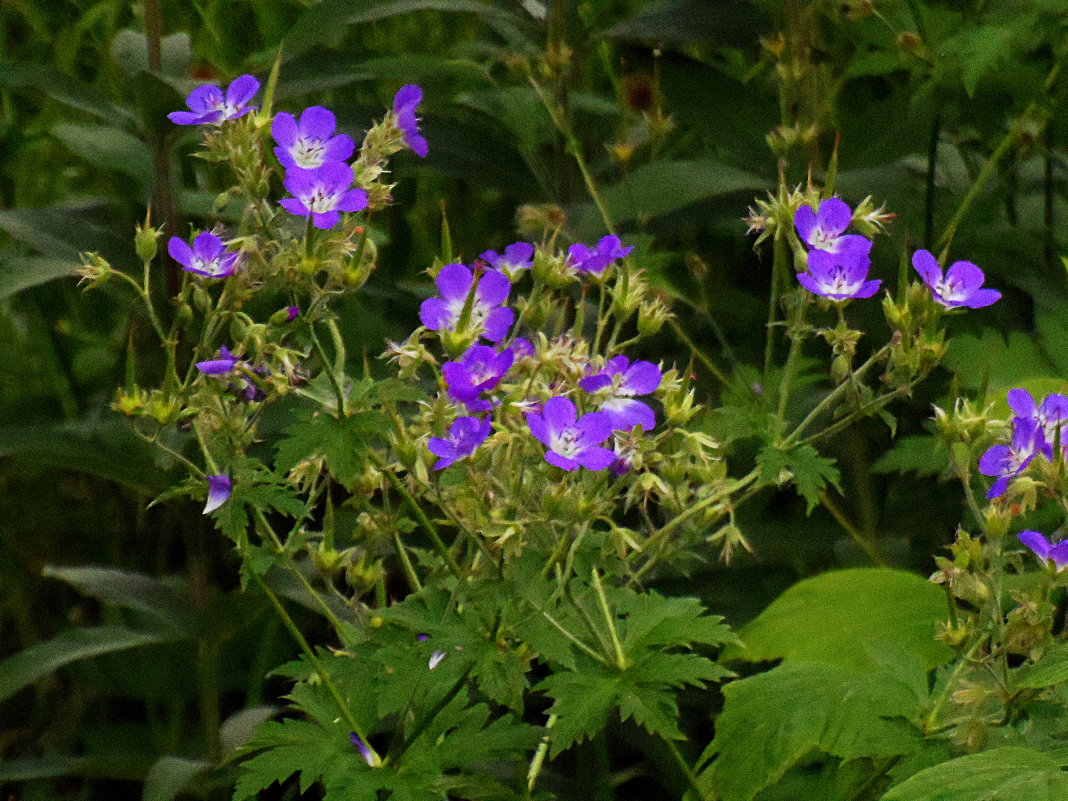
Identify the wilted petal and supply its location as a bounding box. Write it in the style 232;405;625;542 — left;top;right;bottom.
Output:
203;474;231;514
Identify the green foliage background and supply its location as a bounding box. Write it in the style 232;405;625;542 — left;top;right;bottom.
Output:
3;0;1068;799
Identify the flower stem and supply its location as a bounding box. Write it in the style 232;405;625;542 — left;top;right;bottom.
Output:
590;568;628;670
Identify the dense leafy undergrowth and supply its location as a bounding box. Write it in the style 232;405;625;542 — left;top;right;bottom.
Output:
5;2;1068;800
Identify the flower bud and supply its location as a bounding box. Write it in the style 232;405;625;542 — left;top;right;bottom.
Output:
145;389;183;425
637;299;671;337
112;387;147;416
134;222;161;263
76;252;112;289
174;301;194;328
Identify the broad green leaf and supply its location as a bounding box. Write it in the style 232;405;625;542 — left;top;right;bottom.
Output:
0;61;133;123
1012;643;1068;690
220;706;281;752
883;747;1068;801
42;565;194;636
0;254;79;300
0;756;80;782
593;159;769;227
52;123;153;189
274;411;385;485
724;568;954;670
285;0;534;58
277;54;489;99
234;719;352;801
0;202;131;262
0;626;171;703
943;330;1053;394
111;29;191;78
143;756;211;801
698;660;924;801
607;0;770;47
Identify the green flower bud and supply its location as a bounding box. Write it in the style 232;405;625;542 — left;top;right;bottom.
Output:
135;222;161;263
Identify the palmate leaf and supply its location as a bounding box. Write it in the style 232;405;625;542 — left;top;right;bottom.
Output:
756;442;841;513
882;747;1068;801
697;659;925;801
233;719;354;801
616;590;736;651
273;410;385;486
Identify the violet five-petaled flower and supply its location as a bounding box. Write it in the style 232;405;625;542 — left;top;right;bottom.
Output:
279;162;368;230
427;416;492;470
272;106;355;171
442;345;514;411
978;416;1046;499
196;346;238;375
393;84;428;158
568;235;634;274
794;198;872;257
1017;530;1068;570
578;355;661;431
168;232;242;278
480;242;534;277
419;264;514;342
168;74;259;126
1007;388;1068;447
796;249;881;301
911;249;1001;309
526;396;615;472
203;474;232;514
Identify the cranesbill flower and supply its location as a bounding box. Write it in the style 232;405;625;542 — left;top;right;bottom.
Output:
979;416;1046;499
272;106;355;171
1007;388;1068;446
203;474;231;514
579;355;661;431
393;84;428;158
568;235;633;274
912;249;1001;309
285;306;300;321
168;74;259;126
428;415;492;470
797;249;881;301
442;345;514;411
1017;530;1068;570
527;396;614;471
480;242;534;279
168;232;242;278
196;346;238;375
794;198;872;257
419;264;514;342
280;162;368;230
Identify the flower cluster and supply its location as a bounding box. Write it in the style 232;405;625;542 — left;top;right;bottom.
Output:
417;238;664;473
794;198;879;301
979;388;1068;498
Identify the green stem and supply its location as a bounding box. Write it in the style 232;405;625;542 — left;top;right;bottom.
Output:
924;635;986;733
241;538;377;760
526;713;557;795
590;568;628;670
669;317;731;387
663;737;707;801
392;528;423;592
763;227;790;389
309;323;346;415
820;492;884;566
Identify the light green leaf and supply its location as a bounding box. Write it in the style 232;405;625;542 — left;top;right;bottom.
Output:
724;568;954;670
0;61;133;123
143;756;211;801
0;254;79;300
883;747;1068;801
871;435;948;477
52;123;153;189
0;626;172;703
698;660;924;801
1012;643;1068;690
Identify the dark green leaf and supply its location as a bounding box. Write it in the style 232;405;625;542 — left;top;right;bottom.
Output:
274;411;385;485
0;61;133;123
871;435;948;477
756;442;840;513
143;756;211;801
52;123;153;189
0;254;79;300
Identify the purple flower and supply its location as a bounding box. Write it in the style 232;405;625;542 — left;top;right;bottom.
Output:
794;198;872;257
526;396;614;471
979;416;1046;499
168;74;259;126
196;346;238;375
203;474;231;514
1007;388;1068;447
568;235;633;274
512;337;535;360
419;264;514;342
1017;530;1068;570
442;345;514;411
796;249;881;301
578;355;661;431
428;415;492;470
349;733;376;767
912;250;1001;309
481;242;534;279
393;84;428;158
272;106;355;171
285;306;300;321
279;162;368;230
168;232;242;278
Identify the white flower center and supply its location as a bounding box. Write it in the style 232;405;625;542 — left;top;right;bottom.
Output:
550;429;581;459
292;137;326;169
307;186;336;214
809;227;840;252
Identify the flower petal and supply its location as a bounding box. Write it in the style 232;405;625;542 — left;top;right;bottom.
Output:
1007;388;1037;420
167;237;194;269
203;474;232;514
322;134;356;163
271;112;298;147
911;249;942;287
419;298;450;330
576;446;616;471
312;210;340;230
475;269;511;307
621;360;662;395
794;205;816;244
481;307;514;342
435;264;473;300
393;84;423;113
298;105;336;139
963;288;1001;309
225;74;259;108
545;450;579;471
814;197;852;236
945;260;985;292
1018;530;1052;560
542;396;577;431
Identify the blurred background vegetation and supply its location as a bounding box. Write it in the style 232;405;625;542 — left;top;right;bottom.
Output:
2;0;1068;798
